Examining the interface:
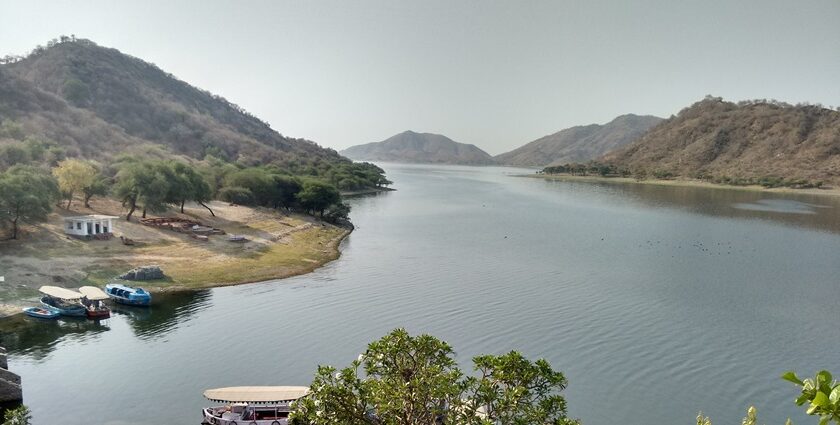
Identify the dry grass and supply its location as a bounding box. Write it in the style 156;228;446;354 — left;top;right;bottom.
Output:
0;197;350;313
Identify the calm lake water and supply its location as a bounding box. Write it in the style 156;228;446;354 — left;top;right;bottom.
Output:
2;164;840;425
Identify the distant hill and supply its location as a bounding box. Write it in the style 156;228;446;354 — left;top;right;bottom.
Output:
603;97;840;185
495;114;663;167
0;38;347;168
341;131;495;165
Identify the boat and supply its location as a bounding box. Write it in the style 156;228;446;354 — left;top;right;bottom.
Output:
201;386;309;425
22;306;60;319
104;283;152;306
79;286;112;319
39;286;87;317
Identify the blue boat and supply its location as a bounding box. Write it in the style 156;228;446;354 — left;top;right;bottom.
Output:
104;283;152;306
39;286;88;317
22;306;60;319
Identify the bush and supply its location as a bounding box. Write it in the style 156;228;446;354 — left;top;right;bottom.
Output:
218;186;255;205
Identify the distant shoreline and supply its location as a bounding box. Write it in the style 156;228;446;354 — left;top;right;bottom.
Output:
521;173;840;198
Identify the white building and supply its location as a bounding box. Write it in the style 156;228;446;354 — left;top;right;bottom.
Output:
64;215;117;238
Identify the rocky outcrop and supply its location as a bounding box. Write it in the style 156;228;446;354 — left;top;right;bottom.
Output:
0;348;22;403
119;265;165;281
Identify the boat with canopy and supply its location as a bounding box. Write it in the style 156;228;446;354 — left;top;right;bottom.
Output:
104;283;152;306
39;286;87;317
201;386;309;425
79;286;111;319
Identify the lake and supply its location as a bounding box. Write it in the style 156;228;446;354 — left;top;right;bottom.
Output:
2;163;839;425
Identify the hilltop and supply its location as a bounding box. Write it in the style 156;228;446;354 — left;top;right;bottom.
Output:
0;38;358;172
341;131;496;165
602;97;840;186
495;114;663;167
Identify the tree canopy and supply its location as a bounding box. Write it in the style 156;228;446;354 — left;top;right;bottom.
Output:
0;165;59;239
290;329;577;425
52;158;97;208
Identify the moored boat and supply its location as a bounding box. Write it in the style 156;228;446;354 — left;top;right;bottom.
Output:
22;306;60;319
39;286;87;317
201;386;309;425
79;286;112;319
104;283;152;306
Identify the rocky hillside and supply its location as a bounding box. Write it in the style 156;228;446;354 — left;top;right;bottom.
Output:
603;97;840;185
0;38;346;168
495;114;663;167
341;131;495;165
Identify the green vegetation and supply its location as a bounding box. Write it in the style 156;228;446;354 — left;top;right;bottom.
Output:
290;329;577;425
0;166;59;239
783;370;840;424
542;161;825;189
51;158;97;208
2;405;31;425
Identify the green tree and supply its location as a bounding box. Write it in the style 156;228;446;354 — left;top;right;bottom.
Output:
0;143;31;169
783;370;840;424
82;174;109;208
113;161;170;221
218;186;255;205
296;180;340;217
290;329;577;425
2;405;31;425
0;166;59;239
52;159;97;208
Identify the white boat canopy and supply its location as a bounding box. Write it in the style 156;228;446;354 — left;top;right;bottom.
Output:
203;386;310;404
78;286;109;300
38;286;83;300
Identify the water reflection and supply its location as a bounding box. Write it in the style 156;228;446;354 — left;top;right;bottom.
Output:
0;290;211;356
111;290;212;340
542;179;840;233
0;315;110;359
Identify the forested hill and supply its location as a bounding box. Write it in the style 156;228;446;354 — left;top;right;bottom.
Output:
341;131;495;165
0;38;346;168
495;114;663;167
602;97;840;186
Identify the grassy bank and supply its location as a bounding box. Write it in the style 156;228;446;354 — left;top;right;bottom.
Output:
524;173;840;197
0;199;351;316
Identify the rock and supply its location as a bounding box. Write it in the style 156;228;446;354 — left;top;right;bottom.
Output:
0;347;22;403
119;265;164;281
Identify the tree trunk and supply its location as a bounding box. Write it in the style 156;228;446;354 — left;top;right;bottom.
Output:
198;201;215;217
142;207;147;219
180;200;185;213
84;194;92;208
11;216;18;240
126;198;137;221
66;191;73;209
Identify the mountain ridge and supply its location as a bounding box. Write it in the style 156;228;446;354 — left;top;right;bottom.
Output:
495;114;663;167
341;130;496;165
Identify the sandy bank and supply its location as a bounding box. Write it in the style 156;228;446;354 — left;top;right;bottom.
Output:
0;199;351;317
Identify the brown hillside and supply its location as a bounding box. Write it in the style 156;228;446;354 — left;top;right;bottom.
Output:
1;38;346;168
495;114;663;167
603;97;840;185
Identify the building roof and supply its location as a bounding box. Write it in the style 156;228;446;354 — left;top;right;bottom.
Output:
64;215;118;221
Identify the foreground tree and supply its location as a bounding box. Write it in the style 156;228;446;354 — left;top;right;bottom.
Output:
0;166;59;239
290;329;577;425
52;159;97;208
2;405;31;425
783;370;840;424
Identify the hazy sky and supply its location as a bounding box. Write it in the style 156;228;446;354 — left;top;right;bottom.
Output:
2;0;839;154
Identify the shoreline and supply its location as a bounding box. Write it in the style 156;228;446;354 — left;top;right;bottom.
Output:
522;173;840;198
0;200;355;318
0;226;351;318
